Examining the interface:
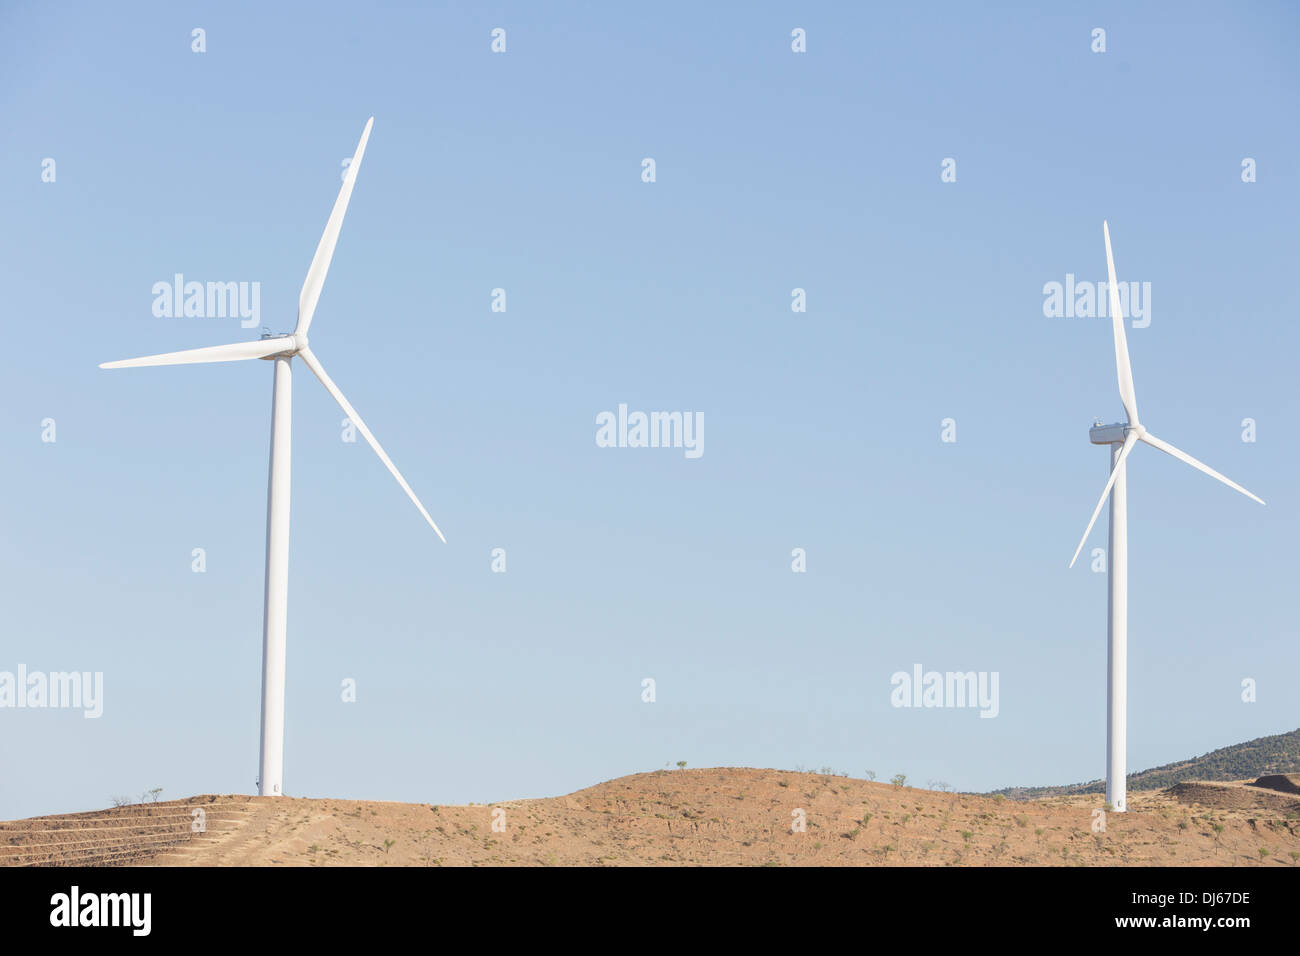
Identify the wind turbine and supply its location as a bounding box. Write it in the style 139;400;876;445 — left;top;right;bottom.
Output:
101;117;445;797
1068;221;1263;812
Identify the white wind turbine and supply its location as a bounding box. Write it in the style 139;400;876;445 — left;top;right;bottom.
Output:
1068;221;1264;812
101;117;445;797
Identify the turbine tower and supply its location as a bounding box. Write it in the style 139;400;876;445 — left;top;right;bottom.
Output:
101;118;446;797
1069;221;1264;812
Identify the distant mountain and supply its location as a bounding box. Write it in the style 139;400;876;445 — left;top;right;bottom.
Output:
992;728;1300;800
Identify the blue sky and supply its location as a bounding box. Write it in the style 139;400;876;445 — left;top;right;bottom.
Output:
1;1;1297;820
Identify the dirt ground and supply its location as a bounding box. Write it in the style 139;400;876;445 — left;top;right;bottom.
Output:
145;768;1300;866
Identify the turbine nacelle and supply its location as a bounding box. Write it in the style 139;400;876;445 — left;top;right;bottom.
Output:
1088;422;1128;444
1089;422;1146;445
256;333;308;359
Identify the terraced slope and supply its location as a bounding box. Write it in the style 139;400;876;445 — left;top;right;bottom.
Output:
0;796;255;866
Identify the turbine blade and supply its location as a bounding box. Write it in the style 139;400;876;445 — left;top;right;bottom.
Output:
295;117;374;337
298;348;446;542
1069;431;1139;568
1103;221;1140;426
1140;432;1265;506
99;338;292;369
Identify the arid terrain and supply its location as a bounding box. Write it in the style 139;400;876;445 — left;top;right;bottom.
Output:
4;768;1299;866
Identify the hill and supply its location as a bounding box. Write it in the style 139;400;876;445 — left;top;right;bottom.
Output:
991;727;1300;800
4;766;1298;867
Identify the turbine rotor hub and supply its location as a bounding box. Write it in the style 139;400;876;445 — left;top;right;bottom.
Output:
256;333;306;359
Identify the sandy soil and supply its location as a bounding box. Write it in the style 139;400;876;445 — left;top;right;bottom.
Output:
139;768;1300;866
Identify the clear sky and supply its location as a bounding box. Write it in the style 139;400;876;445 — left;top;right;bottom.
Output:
1;2;1297;820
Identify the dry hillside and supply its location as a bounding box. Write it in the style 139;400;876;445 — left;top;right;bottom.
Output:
7;768;1298;866
994;727;1300;799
